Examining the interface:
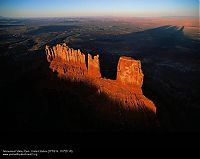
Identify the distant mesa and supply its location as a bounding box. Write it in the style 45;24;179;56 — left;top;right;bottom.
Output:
45;43;156;113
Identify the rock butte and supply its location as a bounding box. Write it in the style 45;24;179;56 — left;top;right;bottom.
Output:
45;43;156;113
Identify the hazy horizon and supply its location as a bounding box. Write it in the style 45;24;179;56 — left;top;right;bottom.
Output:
0;0;199;18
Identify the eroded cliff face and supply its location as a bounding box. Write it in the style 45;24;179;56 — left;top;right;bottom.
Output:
117;56;144;88
45;43;156;114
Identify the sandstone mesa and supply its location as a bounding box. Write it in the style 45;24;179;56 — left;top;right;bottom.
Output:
45;43;156;113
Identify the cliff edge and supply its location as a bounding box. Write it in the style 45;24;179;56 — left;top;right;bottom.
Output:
45;43;156;114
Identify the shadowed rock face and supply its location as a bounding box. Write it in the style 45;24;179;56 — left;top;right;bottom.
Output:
45;43;156;113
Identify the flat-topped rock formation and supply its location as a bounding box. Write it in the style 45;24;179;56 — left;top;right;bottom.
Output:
117;56;143;88
45;43;156;113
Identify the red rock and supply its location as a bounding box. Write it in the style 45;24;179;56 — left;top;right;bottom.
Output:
45;43;156;114
88;54;101;79
117;56;143;87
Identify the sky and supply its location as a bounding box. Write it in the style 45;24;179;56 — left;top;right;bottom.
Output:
0;0;199;17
